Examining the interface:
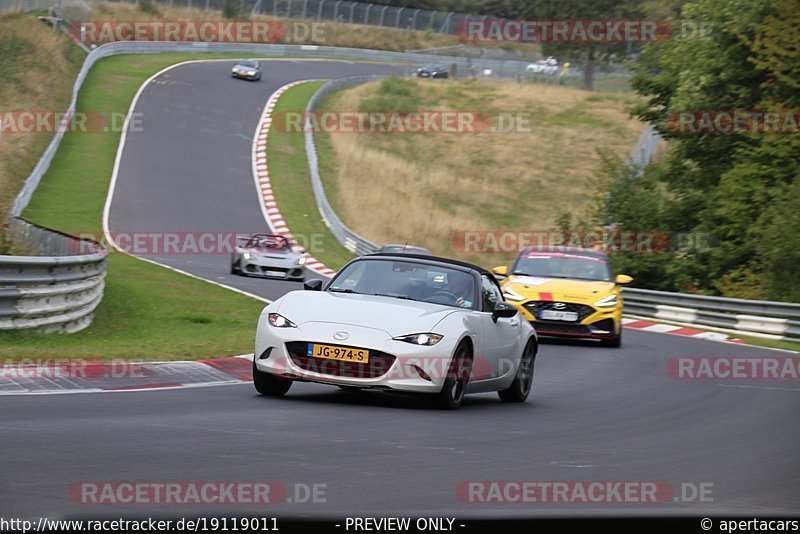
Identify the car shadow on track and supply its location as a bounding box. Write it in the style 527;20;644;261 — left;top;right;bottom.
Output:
249;388;539;412
538;337;609;349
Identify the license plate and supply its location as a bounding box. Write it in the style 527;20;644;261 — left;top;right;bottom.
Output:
265;270;285;277
308;344;369;363
540;310;579;322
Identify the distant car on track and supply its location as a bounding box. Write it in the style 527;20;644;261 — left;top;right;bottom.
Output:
415;64;449;79
231;60;261;81
376;244;432;255
230;233;305;281
493;246;632;347
525;57;560;75
253;253;537;409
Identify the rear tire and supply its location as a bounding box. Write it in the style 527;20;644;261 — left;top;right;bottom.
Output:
253;362;292;397
498;339;536;403
434;342;472;410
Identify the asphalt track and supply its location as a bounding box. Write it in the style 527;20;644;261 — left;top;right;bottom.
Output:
107;60;404;301
1;60;798;520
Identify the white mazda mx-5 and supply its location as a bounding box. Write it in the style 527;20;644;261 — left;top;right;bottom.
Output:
253;254;538;409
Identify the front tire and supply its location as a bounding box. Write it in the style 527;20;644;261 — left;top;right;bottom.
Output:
434;342;472;410
230;259;240;275
601;327;622;348
498;339;536;403
253;362;292;397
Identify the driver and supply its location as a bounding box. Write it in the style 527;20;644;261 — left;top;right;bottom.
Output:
449;274;474;308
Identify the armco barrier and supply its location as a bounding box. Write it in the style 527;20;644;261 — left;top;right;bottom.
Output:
3;40;536;335
5;40;795;339
1;219;106;333
622;288;800;340
304;75;383;256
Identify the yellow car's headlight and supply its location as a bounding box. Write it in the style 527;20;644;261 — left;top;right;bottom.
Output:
594;294;619;308
502;286;526;302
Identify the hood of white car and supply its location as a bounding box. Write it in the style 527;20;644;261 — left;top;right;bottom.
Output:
274;291;459;337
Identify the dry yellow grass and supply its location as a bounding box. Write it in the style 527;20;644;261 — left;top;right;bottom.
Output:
86;3;539;54
0;12;82;222
319;78;644;268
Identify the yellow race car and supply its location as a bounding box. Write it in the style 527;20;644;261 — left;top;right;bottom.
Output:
493;247;632;347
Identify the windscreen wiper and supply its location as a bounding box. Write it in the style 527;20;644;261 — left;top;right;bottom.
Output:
371;292;416;301
329;287;360;294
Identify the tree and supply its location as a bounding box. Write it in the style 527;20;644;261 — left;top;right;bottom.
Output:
603;0;800;300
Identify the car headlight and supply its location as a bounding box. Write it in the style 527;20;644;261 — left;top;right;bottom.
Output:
502;286;526;302
594;294;618;308
297;256;307;265
267;313;297;328
393;333;444;346
242;251;251;260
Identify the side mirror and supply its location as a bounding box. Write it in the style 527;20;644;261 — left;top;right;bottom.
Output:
492;265;508;277
304;279;324;291
492;301;518;322
615;274;633;285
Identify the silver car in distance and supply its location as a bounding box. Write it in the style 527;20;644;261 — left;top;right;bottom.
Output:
231;233;306;281
253;254;538;409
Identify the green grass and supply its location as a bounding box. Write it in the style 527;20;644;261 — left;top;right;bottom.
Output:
723;335;799;353
3;53;274;361
265;81;356;270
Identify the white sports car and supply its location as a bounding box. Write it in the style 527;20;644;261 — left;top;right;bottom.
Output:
253;254;538;409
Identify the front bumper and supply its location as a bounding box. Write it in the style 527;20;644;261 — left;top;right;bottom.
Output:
255;319;459;394
514;301;621;340
240;258;304;280
232;70;258;79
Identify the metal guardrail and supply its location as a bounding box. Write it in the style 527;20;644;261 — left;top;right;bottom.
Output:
301;78;797;341
1;40;554;335
4;38;794;339
623;287;800;340
304;75;381;256
1;219;107;333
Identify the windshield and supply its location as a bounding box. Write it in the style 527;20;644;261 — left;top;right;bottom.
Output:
246;236;290;252
239;61;258;68
329;259;476;309
512;251;611;281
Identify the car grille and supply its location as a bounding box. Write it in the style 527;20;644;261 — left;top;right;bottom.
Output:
285;342;396;379
532;322;591;336
523;301;595;322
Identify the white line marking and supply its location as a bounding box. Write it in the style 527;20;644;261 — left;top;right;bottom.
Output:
102;59;272;304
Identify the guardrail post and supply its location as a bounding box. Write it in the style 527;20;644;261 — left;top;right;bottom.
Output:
333;0;341;21
348;1;354;23
440;12;451;33
364;3;369;24
395;7;403;28
379;4;387;26
287;0;292;17
301;0;307;18
317;0;324;21
411;8;419;30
